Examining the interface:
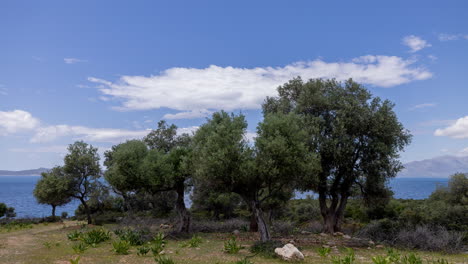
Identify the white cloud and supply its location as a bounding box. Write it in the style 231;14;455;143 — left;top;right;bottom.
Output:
409;103;437;111
438;33;468;41
0;110;40;135
89;56;432;119
434;116;468;139
402;35;431;52
64;58;86;64
31;125;149;143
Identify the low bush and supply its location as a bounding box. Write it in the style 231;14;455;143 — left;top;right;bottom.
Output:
72;242;87;254
180;235;202;248
136;245;151;256
81;228;111;247
69;256;80;264
114;228;150;246
271;221;296;236
395;225;464;253
224;236;243;254
331;248;355;264
112;240;131;255
316;246;331;257
67;230;83;241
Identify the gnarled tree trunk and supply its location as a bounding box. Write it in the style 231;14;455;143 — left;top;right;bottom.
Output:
175;184;191;233
251;200;270;242
79;197;92;224
51;205;56;218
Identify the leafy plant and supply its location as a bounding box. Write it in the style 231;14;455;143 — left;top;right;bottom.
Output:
331;248;355;264
224;236;243;254
81;228;111;247
316;246;331;257
180;235;202;248
154;256;175;264
386;248;401;263
153;232;166;246
43;241;52;249
72;243;88;254
401;253;423;264
372;256;392;264
68;230;83;241
114;228;148;246
112;240;131;255
69;256;80;264
152;242;165;256
137;245;151;256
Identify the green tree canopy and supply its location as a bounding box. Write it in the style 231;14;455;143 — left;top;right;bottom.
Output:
193;111;318;241
33;166;72;218
263;78;412;233
63;141;102;224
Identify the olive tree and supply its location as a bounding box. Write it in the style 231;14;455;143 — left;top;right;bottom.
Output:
141;121;193;232
63;141;102;224
263;78;412;233
33;166;72;218
104;140;148;209
193;111;317;241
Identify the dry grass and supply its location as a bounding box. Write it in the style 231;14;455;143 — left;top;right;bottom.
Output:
0;221;466;264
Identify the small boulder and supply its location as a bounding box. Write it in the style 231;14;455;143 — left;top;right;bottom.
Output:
232;230;240;236
274;243;305;262
334;232;344;236
343;235;351;239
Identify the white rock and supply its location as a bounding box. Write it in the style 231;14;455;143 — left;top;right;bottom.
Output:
274;243;305;262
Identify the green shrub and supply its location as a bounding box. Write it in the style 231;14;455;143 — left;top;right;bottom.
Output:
371;256;392;264
151;241;165;256
386;248;401;263
331;248;355;264
180;235;202;248
114;228;148;246
72;243;88;254
400;253;422;264
43;241;52;249
67;230;83;241
224;236;243;254
153;232;166;246
81;228;111;247
316;246;331;257
112;240;131;255
250;240;282;258
154;256;175;264
137;245;151;256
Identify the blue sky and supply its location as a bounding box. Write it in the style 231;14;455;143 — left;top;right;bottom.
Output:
1;0;468;170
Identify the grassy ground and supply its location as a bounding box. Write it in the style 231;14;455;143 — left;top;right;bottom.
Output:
0;221;466;264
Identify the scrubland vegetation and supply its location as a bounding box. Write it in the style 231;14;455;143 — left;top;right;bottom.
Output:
1;78;467;263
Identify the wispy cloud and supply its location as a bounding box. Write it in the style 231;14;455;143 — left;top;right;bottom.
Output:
438;33;468;41
64;57;86;64
434;116;468;139
0;85;7;95
89;55;432;119
9;145;68;153
402;35;431;52
409;103;437;111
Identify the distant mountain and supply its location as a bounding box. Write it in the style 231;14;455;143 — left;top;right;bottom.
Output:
0;168;50;176
399;155;468;178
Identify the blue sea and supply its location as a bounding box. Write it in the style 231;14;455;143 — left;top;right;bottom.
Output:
0;176;448;218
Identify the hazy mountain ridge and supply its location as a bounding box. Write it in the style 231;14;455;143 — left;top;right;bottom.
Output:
399;155;468;178
2;155;467;178
0;168;50;176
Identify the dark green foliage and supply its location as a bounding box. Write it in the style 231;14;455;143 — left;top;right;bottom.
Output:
0;203;15;218
191;187;243;220
67;230;83;241
137;245;151;256
180;235;202;248
316;246;331;257
33;167;72;218
264;78;412;233
72;242;87;254
80;228;111;247
114;228;150;246
250;240;283;258
112;240;131;255
64;141;102;224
